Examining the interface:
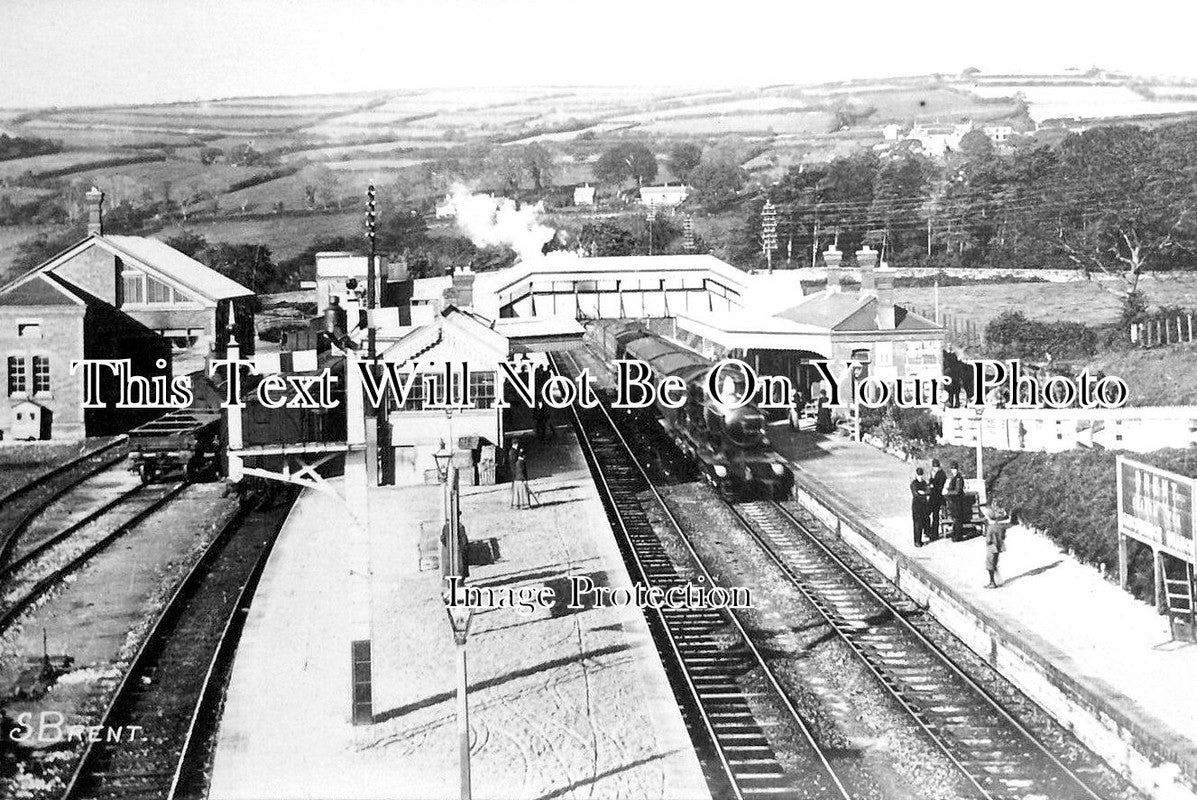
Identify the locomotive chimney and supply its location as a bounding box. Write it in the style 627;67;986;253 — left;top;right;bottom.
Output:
823;245;842;293
876;264;896;329
857;245;878;293
85;186;104;236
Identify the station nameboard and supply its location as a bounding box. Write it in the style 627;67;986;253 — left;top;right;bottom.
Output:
1117;456;1197;562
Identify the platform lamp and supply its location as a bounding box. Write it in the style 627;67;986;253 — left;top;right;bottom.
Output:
434;439;453;483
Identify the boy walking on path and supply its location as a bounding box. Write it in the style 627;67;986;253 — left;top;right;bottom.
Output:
981;504;1011;587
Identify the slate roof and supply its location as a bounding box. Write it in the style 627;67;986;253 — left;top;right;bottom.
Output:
774;290;940;332
0;273;83;307
103;235;252;300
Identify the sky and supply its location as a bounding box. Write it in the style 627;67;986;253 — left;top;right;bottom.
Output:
3;0;1197;108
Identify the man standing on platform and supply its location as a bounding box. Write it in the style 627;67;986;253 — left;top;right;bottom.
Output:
928;459;947;541
910;467;931;547
943;461;968;541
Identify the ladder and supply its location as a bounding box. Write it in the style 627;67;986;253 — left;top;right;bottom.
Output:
1162;555;1197;642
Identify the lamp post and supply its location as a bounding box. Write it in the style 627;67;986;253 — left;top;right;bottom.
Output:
438;460;473;800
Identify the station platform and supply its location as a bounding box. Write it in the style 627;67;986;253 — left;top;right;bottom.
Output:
207;430;709;800
769;425;1197;799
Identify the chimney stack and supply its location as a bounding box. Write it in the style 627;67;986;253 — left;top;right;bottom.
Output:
875;265;896;329
85;186;104;236
823;245;842;293
857;246;878;293
443;264;476;309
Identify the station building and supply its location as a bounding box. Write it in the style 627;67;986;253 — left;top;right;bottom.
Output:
0;187;254;441
671;247;943;400
305;245;941;480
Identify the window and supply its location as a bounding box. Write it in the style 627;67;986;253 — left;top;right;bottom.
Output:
32;356;50;394
146;275;174;304
401;375;425;411
470;372;496;409
122;269;145;304
7;356;26;395
17;322;41;338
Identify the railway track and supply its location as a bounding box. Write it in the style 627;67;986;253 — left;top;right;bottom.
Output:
0;439;130;567
61;489;295;800
0;482;185;633
563;344;1134;800
555;352;851;800
730;500;1119;800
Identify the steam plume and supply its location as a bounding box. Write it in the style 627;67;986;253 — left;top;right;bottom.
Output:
449;184;556;263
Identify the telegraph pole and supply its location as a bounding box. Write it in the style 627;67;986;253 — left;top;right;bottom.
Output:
366;183;377;361
646;208;655;256
682;213;695;252
761;199;778;273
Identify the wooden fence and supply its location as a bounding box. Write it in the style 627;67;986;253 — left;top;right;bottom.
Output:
1131;314;1196;348
911;307;984;351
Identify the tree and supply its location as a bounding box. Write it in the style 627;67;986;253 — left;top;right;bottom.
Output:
101;201;151;235
689;161;746;210
1044;126;1196;292
640;212;682;254
9;225;86;276
228;143;263;167
304;164;343;210
195;242;281;294
164;232;210;259
485;148;526;196
376;208;429;253
594;143;657;187
277;235;357;282
870;150;932;258
668;143;703;183
522;143;555;191
0;133;60;162
579;221;637;256
199;147;224;165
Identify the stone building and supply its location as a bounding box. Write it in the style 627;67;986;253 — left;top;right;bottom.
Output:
0;187;254;440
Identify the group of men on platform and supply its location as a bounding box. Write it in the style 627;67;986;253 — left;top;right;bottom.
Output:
909;459;969;546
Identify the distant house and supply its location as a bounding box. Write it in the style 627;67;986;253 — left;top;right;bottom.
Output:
983;125;1013;144
0;187;254;440
573;183;596;206
905;123;973;158
639;184;689;209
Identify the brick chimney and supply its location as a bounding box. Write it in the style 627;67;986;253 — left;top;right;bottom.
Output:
443;264;476;308
875;265;896;329
857;246;878;293
823;245;842;293
85;186;104;236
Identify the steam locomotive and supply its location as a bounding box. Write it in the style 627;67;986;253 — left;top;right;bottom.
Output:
588;320;792;499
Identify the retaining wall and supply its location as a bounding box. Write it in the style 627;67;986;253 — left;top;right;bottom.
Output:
790;471;1197;800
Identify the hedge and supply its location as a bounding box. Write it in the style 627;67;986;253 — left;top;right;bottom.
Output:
917;444;1197;602
985;310;1098;360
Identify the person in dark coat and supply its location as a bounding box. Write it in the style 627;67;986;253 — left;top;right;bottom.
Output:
942;461;968;541
928;458;947;541
512;448;533;509
440;517;469;580
815;391;834;434
910;467;932;547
